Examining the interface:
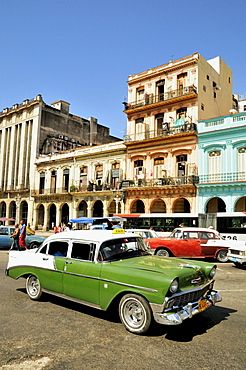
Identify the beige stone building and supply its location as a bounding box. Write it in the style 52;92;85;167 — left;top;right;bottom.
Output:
0;95;120;226
32;141;126;230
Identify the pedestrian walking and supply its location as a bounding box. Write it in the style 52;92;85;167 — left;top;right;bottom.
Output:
19;220;27;250
9;224;20;250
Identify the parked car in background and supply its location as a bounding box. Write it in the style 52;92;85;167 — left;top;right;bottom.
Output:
145;227;243;262
125;228;159;239
6;229;221;334
227;244;246;268
0;225;46;249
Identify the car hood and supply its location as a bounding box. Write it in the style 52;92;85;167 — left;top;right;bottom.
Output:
111;255;207;275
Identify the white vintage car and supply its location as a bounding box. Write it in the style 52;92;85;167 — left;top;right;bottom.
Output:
227;244;246;268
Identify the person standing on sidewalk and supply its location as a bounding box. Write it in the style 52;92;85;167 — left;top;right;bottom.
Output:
9;224;20;250
19;220;27;250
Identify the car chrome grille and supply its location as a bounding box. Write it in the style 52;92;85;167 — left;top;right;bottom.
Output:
171;284;212;307
229;249;240;255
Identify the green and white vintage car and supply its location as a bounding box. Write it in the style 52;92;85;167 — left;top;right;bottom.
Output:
6;229;222;334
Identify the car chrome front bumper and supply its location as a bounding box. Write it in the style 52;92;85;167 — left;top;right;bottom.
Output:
152;291;222;326
228;253;246;265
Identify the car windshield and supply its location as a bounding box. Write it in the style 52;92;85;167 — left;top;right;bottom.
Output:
170;229;182;239
143;230;159;238
99;237;151;261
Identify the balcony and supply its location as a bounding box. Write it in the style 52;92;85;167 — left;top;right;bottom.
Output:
120;175;199;188
124;123;197;143
123;86;197;113
198;172;246;184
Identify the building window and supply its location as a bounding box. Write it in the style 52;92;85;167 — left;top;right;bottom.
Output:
207;75;209;80
229;77;231;83
155;113;164;134
63;169;70;192
95;164;103;179
238;147;246;180
80;166;87;190
177;107;187;119
214;92;217;98
201;103;205;111
213;81;217;87
208;150;221;179
134;160;145;179
39;172;45;194
136;88;144;102
135;117;145;139
156;80;165;101
51;171;57;193
154;157;165;178
176;155;187;177
203;85;206;92
177;72;187;94
111;162;120;188
244;105;246;112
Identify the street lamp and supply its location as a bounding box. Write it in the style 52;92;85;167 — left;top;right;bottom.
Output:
112;189;125;214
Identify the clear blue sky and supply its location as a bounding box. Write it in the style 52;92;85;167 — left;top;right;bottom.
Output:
1;0;246;138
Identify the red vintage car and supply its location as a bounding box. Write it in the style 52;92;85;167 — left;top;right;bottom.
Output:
145;227;230;262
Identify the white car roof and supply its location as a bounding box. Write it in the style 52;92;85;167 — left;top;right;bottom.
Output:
174;227;219;233
125;229;154;232
44;230;139;243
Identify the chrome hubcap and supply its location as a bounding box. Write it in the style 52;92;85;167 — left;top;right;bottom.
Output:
123;299;145;328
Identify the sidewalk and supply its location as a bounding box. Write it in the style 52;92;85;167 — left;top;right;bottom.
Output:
35;230;54;238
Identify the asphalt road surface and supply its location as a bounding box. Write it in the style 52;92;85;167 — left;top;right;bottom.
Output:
0;251;245;370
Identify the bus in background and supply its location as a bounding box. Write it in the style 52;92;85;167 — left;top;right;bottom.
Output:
114;212;246;241
199;212;246;241
113;213;199;236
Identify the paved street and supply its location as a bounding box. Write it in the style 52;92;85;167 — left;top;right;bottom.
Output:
0;251;245;370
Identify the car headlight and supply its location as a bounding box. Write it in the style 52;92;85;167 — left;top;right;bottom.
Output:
169;278;179;293
209;266;217;279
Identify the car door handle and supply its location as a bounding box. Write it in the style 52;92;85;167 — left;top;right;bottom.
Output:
65;261;72;264
43;258;49;261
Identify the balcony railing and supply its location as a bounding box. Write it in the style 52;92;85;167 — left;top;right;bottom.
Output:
198;172;246;183
123;86;197;111
120;175;199;188
31;183;119;195
124;123;197;142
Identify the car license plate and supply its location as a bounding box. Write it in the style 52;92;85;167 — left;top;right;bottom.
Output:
232;257;237;263
198;299;209;312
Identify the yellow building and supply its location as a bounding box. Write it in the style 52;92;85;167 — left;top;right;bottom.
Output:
122;53;234;214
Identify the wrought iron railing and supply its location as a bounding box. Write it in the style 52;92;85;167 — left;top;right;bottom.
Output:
124;123;197;142
120;175;199;188
123;86;197;111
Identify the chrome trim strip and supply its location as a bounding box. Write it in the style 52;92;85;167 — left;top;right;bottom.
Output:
63;271;158;292
42;289;101;310
8;265;157;293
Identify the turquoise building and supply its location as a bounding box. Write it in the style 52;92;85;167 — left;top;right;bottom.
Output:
197;112;246;213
